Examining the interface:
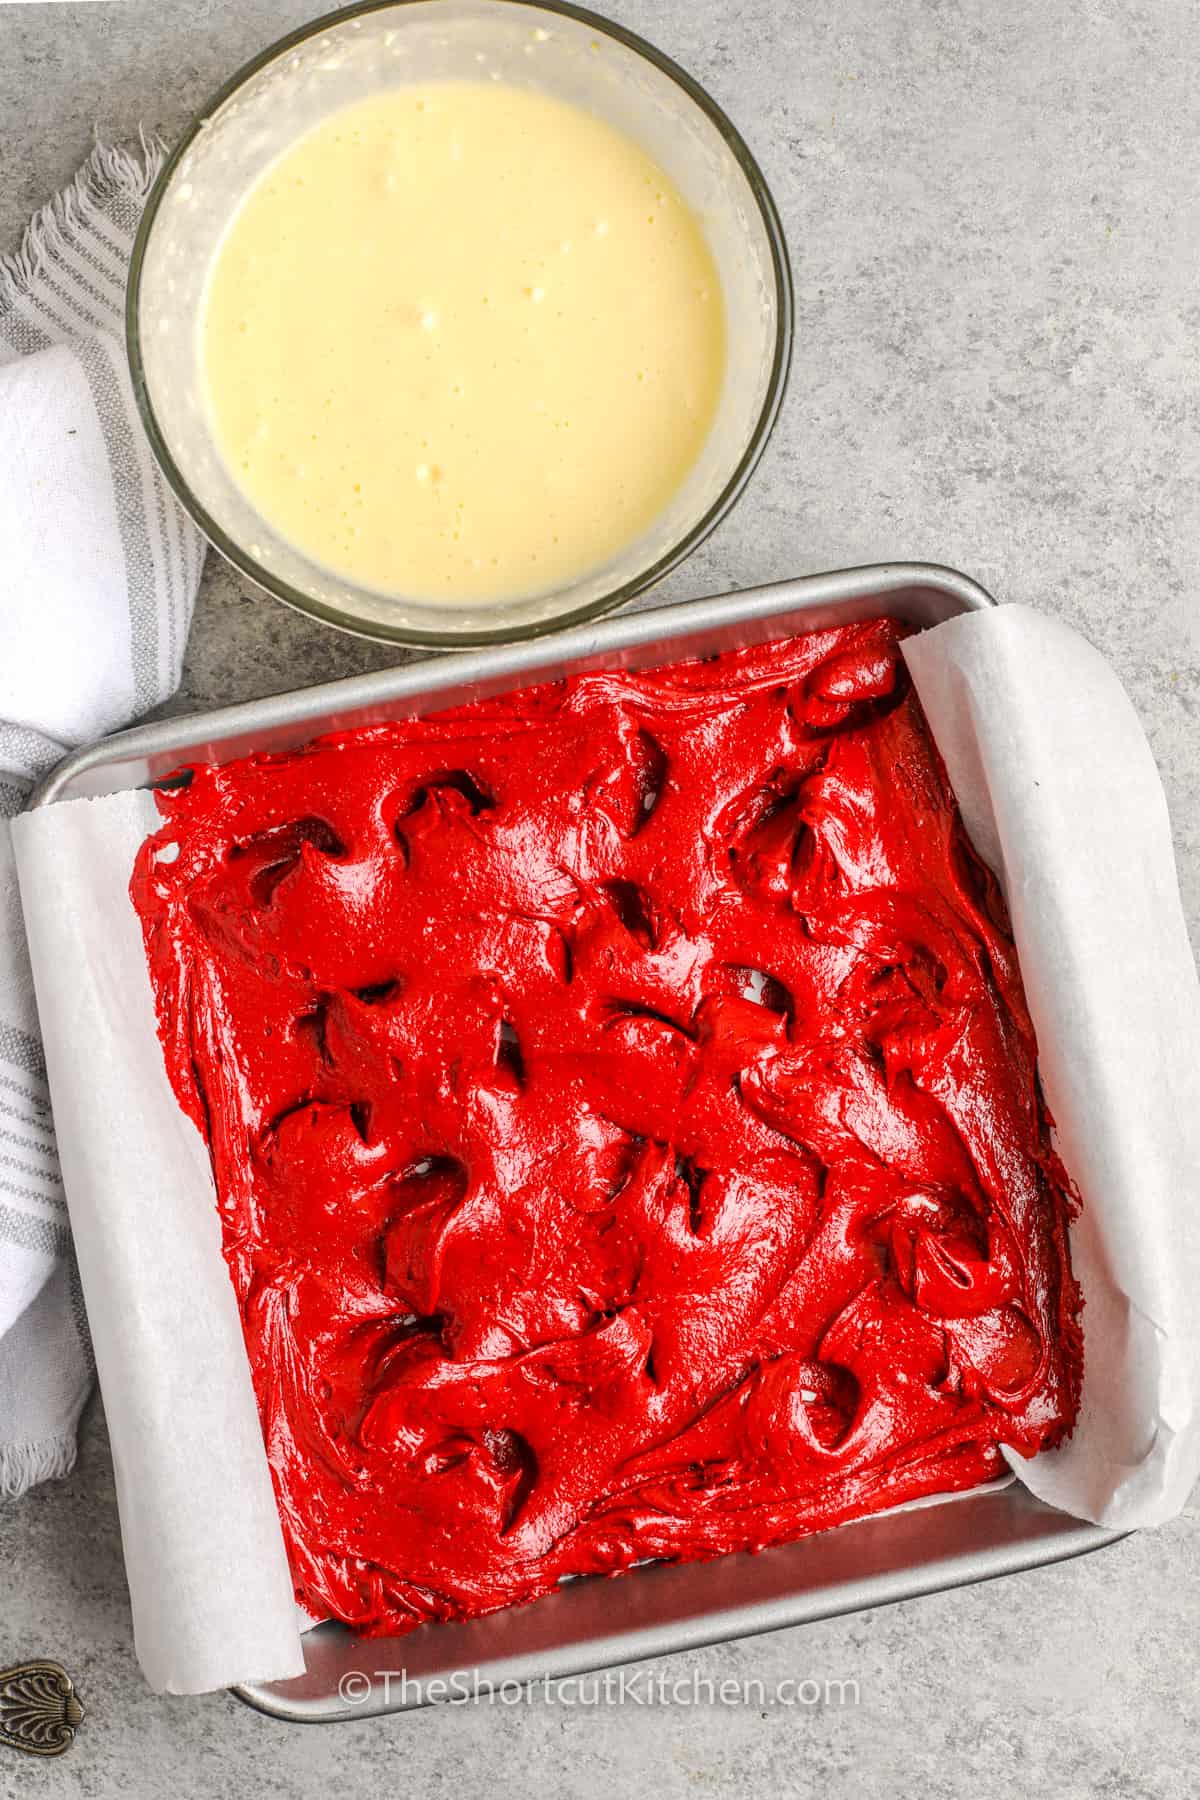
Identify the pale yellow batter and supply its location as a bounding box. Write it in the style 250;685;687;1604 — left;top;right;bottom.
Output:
201;81;726;603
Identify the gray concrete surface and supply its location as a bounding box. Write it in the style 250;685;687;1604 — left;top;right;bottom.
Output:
1;0;1198;1794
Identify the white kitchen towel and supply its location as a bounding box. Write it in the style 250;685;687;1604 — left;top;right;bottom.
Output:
0;138;205;1495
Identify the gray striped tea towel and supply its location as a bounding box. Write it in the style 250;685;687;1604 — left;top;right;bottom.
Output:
0;139;205;1495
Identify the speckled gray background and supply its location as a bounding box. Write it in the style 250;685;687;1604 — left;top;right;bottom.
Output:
1;0;1197;1794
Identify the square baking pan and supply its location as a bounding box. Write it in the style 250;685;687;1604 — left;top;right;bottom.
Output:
31;561;1125;1721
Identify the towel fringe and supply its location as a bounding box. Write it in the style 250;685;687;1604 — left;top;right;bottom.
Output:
0;1432;77;1498
0;130;166;321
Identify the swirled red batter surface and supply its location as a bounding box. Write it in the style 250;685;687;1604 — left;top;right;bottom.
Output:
132;619;1082;1635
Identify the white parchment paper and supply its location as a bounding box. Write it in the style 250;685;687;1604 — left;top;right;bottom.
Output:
10;603;1200;1692
904;605;1200;1527
11;790;304;1695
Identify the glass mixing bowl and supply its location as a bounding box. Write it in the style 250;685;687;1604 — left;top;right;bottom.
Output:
127;0;793;647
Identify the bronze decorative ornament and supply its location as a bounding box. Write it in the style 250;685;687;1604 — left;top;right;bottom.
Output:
0;1661;83;1756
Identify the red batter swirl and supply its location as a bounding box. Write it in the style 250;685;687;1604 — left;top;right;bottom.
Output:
131;620;1082;1635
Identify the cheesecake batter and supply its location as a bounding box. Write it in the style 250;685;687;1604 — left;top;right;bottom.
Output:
132;620;1083;1635
201;82;726;602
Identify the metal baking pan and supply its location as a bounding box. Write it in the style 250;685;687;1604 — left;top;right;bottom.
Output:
31;562;1125;1721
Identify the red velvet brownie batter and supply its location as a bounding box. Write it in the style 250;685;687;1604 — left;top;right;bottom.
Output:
131;619;1082;1635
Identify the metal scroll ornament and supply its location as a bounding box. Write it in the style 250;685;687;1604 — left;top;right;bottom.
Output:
0;1661;83;1756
